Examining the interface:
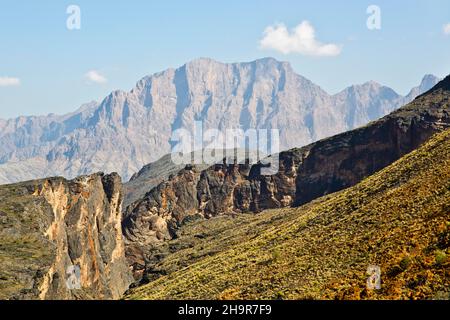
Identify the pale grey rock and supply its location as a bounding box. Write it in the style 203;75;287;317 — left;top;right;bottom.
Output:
0;58;440;184
404;74;441;102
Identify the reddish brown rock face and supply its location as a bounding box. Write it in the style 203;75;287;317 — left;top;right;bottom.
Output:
0;173;133;300
294;85;450;206
123;77;450;278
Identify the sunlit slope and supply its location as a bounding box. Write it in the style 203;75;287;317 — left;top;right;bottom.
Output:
126;129;450;300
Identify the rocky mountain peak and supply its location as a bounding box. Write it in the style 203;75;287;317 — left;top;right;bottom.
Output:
0;58;442;184
122;76;450;277
405;74;441;101
420;74;440;89
427;74;450;93
343;80;397;96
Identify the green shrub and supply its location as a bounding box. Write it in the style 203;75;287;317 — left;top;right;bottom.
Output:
434;250;447;266
272;249;281;262
399;256;411;270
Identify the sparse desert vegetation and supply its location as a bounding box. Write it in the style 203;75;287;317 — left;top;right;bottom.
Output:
126;129;450;300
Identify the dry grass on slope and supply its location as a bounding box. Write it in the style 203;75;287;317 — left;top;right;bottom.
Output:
126;129;450;300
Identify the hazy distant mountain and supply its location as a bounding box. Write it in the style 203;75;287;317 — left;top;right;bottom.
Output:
0;58;440;184
121;75;450;281
126;127;450;300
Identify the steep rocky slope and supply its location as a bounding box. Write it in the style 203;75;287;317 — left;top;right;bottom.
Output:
0;58;439;184
122;75;450;275
0;173;133;300
123;149;263;209
123;153;201;210
126;127;450;300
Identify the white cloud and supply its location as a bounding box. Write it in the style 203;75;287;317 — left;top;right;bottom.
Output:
260;21;342;57
444;23;450;35
85;70;107;84
0;77;20;87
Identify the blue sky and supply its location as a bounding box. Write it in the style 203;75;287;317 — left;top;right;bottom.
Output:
0;0;449;119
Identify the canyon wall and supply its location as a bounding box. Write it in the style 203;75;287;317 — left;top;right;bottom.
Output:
0;173;133;300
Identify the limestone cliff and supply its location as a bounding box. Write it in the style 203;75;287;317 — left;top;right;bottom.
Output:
0;173;133;300
0;59;439;185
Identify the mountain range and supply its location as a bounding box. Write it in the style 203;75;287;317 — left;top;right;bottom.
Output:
0;73;448;300
122;75;450;278
0;58;441;184
126;126;450;300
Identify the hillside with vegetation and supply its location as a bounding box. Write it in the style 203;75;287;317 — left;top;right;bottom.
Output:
126;128;450;300
123;74;450;279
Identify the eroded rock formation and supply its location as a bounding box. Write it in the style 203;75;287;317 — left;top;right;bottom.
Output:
0;59;440;185
122;76;450;277
0;173;133;300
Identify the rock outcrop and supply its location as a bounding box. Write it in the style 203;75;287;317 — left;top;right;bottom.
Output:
122;149;263;210
125;127;450;300
122;75;450;277
0;173;133;300
0;58;440;184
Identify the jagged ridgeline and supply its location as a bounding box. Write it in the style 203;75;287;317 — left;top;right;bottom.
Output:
122;75;450;278
0;75;449;300
0;173;133;300
0;58;441;185
126;127;450;300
